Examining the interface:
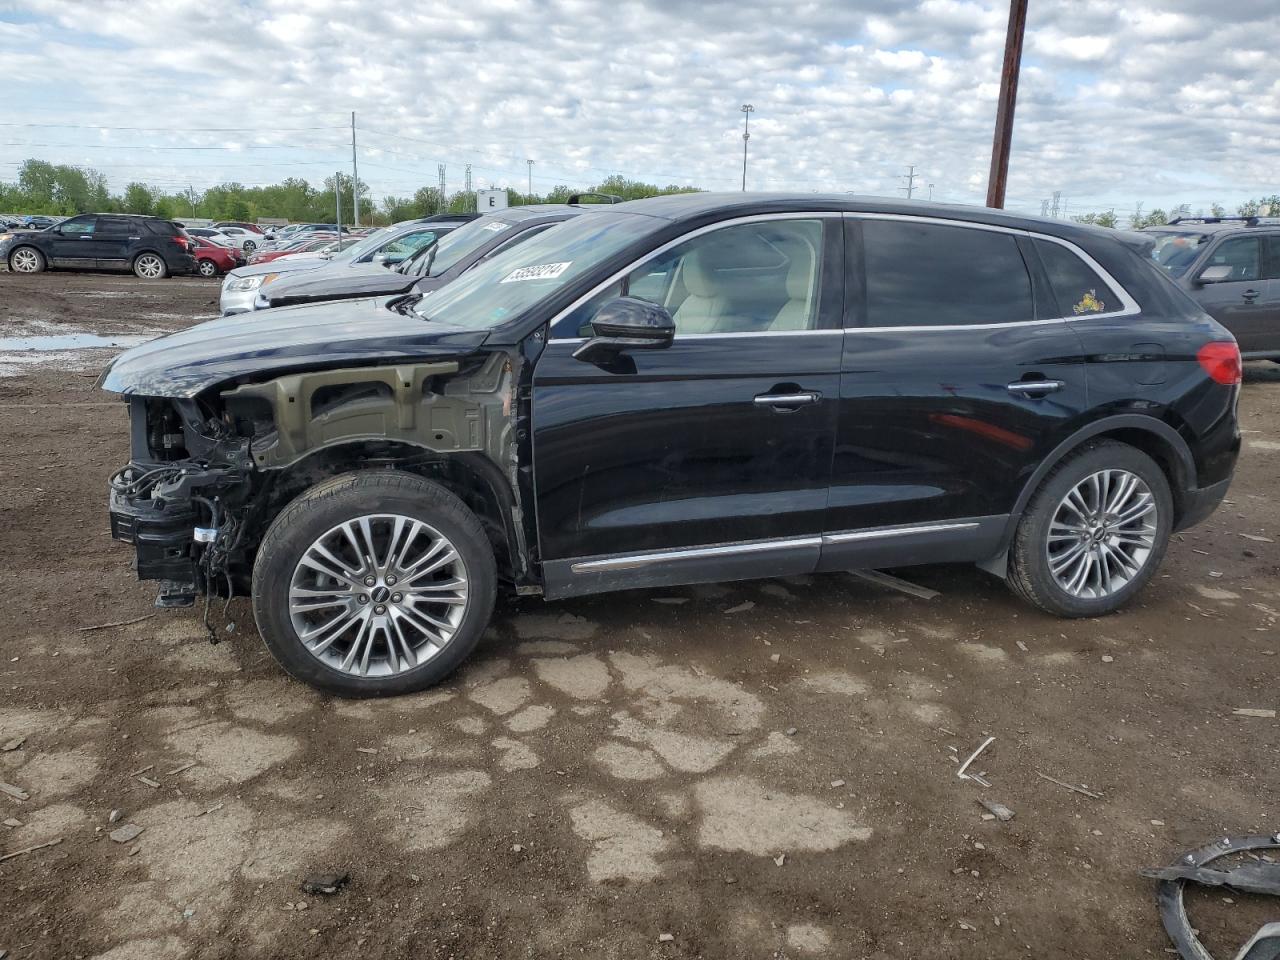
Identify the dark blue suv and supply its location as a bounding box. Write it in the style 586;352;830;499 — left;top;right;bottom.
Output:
1;213;196;278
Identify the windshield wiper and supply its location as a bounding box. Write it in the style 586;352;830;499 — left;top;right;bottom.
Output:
389;292;426;316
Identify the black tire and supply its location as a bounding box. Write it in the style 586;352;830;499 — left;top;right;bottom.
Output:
8;246;45;274
133;252;168;279
1006;440;1173;618
243;240;257;253
251;470;497;697
196;258;218;278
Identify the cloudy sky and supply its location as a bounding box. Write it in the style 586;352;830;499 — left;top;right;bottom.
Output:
0;0;1277;218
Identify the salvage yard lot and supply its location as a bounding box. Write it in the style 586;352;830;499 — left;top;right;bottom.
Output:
0;271;1277;960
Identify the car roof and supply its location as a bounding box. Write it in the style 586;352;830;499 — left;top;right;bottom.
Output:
606;192;1153;247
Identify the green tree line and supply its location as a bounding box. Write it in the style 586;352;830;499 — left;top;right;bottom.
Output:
1075;196;1280;230
0;160;700;224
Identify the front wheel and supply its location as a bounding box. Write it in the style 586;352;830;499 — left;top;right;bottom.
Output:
1006;440;1172;618
133;252;168;279
196;258;218;278
242;240;257;253
9;246;45;273
251;471;497;697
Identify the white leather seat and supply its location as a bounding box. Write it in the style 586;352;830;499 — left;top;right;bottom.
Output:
770;247;815;331
673;248;731;334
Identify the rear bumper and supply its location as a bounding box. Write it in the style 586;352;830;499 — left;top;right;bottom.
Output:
1174;476;1232;532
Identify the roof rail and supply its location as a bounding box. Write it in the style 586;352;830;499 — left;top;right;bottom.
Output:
567;192;624;205
1167;215;1260;226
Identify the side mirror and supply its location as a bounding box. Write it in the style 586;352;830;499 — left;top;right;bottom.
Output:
1196;264;1234;284
572;297;675;363
371;252;389;265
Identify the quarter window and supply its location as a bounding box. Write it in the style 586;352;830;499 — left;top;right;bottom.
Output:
1205;237;1261;282
862;220;1033;327
553;218;825;337
1034;239;1116;316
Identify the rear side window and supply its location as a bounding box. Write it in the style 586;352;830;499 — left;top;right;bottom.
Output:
1034;239;1116;316
862;220;1033;327
1266;237;1280;281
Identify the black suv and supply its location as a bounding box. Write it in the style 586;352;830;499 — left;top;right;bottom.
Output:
1144;217;1280;359
1;213;196;278
101;194;1240;697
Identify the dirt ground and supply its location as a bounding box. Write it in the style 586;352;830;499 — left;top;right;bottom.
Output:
0;270;1276;960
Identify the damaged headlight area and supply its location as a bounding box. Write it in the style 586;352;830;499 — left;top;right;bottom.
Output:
108;395;261;612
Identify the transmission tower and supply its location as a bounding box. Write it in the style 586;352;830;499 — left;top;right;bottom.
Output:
438;164;446;211
900;165;919;200
1050;191;1061;218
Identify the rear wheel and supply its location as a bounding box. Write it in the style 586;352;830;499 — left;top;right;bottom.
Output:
133;252;167;279
1006;441;1172;617
242;239;257;253
9;246;45;273
196;258;218;278
251;471;497;697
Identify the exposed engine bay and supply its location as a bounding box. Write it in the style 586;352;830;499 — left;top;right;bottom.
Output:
107;350;535;625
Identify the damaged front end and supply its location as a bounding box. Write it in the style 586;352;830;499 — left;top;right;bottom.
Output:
108;394;256;610
106;343;538;624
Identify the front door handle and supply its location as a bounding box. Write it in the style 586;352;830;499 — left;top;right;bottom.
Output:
1242;289;1259;302
1007;379;1065;396
753;391;820;409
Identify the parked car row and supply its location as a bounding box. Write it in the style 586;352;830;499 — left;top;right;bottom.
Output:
102;192;1242;698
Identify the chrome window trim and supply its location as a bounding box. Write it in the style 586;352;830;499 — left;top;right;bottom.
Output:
847;212;1140;331
546;211;844;341
567;521;979;574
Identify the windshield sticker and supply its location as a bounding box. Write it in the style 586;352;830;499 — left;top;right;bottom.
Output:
500;261;572;283
482;222;511;233
1073;289;1105;314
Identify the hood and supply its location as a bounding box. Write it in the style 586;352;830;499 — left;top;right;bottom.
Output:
265;263;415;306
99;296;491;398
229;256;334;280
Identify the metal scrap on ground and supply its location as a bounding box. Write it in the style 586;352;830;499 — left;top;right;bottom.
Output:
851;569;941;600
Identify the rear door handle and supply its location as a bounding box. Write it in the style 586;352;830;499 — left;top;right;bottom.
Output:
1243;289;1259;302
1007;379;1065;396
753;391;820;408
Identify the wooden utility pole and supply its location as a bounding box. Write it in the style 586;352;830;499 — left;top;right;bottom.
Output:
985;0;1028;209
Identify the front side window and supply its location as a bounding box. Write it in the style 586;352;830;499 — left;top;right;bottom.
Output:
1266;237;1280;281
552;218;826;337
1205;237;1261;282
1034;238;1117;316
862;220;1033;327
59;216;95;236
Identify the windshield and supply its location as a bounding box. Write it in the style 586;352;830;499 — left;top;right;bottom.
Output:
331;226;390;260
411;211;658;329
1149;231;1209;277
420;217;518;277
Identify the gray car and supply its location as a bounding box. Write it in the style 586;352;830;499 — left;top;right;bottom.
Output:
218;215;473;315
1144;217;1280;359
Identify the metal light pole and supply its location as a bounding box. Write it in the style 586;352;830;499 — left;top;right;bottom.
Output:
335;171;343;250
350;111;360;226
740;104;754;191
985;0;1029;209
527;159;534;199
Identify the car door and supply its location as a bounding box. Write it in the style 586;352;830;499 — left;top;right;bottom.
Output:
531;214;844;598
820;215;1092;572
1192;235;1277;355
93;217;138;269
45;215;101;267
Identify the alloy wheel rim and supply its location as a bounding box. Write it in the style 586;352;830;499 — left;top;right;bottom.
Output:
1046;469;1157;599
198;260;216;277
137;255;162;278
12;249;37;272
288;514;469;678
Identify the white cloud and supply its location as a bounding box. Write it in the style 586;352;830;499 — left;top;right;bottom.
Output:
0;0;1275;216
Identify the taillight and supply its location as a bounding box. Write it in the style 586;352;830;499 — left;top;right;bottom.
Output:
173;236;190;251
1197;341;1242;385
